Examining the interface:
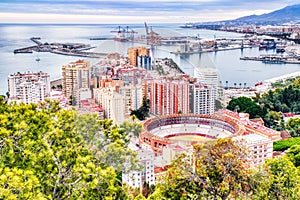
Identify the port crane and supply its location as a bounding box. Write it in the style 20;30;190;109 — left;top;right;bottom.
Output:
144;22;161;45
110;26;137;41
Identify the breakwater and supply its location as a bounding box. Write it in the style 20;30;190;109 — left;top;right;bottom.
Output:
14;37;107;58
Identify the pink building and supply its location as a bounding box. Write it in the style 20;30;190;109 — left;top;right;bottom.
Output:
150;78;190;115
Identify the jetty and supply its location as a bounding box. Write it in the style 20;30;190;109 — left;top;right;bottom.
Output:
14;37;107;58
240;54;300;64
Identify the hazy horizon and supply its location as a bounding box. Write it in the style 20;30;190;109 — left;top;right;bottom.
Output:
0;0;299;24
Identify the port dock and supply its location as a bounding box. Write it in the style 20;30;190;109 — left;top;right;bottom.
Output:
240;54;300;64
14;37;107;58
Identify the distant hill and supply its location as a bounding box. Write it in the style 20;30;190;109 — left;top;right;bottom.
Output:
229;4;300;25
225;4;300;25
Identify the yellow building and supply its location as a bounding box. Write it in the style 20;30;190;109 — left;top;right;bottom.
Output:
127;47;148;66
62;60;90;101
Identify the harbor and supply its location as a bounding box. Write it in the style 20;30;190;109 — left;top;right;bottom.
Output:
3;24;300;95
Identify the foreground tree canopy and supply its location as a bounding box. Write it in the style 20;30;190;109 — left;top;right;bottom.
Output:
0;97;139;199
149;138;300;200
1;96;300;200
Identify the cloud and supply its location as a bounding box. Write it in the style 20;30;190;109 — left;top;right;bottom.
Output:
0;0;299;23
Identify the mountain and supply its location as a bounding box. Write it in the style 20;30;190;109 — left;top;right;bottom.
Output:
227;4;300;25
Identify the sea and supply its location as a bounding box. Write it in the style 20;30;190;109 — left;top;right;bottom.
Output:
1;23;300;95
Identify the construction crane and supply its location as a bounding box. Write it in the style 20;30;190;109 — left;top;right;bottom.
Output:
110;26;137;42
144;22;161;45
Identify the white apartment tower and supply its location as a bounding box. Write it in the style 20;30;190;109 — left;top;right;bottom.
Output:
190;83;215;115
8;71;50;104
196;67;219;100
197;67;219;88
94;88;125;125
119;85;144;116
19;80;46;104
122;149;155;188
233;134;273;168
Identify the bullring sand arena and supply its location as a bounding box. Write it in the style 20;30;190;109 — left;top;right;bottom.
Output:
139;114;242;152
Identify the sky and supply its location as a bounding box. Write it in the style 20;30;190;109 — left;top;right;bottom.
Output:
0;0;299;24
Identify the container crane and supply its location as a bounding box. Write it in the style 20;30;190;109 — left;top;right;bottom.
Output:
144;22;160;45
110;26;137;42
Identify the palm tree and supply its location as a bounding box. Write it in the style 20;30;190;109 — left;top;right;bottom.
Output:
244;83;246;89
234;83;237;88
239;83;242;88
225;81;228;89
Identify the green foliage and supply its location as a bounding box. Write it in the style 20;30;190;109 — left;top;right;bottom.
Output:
264;110;285;131
153;154;206;200
152;139;251;200
227;96;263;118
249;79;300;130
130;97;150;121
247;167;273;200
0;100;127;199
119;120;142;138
286;117;300;137
194;138;251;200
273;137;300;151
263;156;300;200
74;113;141;174
286;145;300;167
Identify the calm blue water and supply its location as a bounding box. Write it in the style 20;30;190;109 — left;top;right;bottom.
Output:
0;23;300;95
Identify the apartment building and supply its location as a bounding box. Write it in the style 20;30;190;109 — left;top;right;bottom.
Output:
122;148;155;188
190;83;216;115
127;47;149;67
62;59;90;104
233;134;273;168
8;71;50;104
150;78;190;115
94;87;125;125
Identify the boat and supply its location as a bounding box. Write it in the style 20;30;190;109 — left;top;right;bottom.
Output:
259;39;276;50
114;33;128;42
255;81;263;87
276;45;286;53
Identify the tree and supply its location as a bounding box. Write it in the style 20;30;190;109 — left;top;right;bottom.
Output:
215;99;223;110
193;139;250;200
286;117;300;137
151;139;251;200
227;96;263;118
0;101;126;199
151;154;206;200
248;167;273;200
286;145;300;167
74;114;141;174
130;97;150;121
264;110;284;130
263;156;300;200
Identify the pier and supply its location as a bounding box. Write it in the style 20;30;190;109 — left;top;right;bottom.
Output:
240;54;300;64
13;37;107;58
90;37;114;40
